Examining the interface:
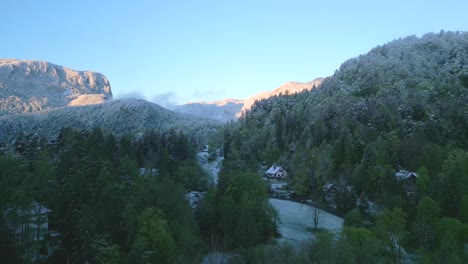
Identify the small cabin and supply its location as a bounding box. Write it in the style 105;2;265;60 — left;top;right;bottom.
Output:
266;164;288;179
3;201;52;260
395;170;418;196
323;183;338;203
139;167;159;177
202;145;209;152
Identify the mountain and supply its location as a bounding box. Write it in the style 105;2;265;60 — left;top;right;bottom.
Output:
0;98;220;146
0;59;112;116
239;79;324;115
174;99;243;123
221;31;468;201
174;79;323;122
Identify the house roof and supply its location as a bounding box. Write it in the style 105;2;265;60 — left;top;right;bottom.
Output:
267;164;283;174
395;170;418;180
139;167;159;176
323;183;334;192
31;201;51;214
4;201;51;216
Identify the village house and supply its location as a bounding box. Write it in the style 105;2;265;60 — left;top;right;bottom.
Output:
139;167;159;177
3;201;52;261
202;144;209;152
323;183;338;204
395;170;418;196
266;164;288;179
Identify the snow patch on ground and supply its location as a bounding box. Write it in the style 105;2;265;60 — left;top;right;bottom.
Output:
201;252;230;264
269;199;343;243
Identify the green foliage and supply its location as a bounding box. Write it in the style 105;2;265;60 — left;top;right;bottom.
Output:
220;33;468;223
342;227;384;264
376;208;407;264
135;207;176;263
437;150;468;220
344;208;363;227
0;221;23;263
420;216;468;264
3;31;468;263
413;196;441;250
240;228;385;264
197;170;278;249
0;128;208;263
92;235;120;264
416;166;430;195
459;73;468;88
216;32;468;263
174;160;209;190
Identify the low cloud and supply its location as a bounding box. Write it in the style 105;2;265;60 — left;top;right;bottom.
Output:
114;91;147;100
193;90;226;100
151;92;178;110
114;91;178;109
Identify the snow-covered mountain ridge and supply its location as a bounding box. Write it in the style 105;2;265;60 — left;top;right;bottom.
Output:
0;98;220;146
174;78;324;122
0;59;112;116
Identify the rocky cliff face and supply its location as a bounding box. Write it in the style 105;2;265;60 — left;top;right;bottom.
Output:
0;59;112;116
174;78;323;122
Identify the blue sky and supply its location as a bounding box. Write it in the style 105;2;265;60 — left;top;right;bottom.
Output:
2;0;468;106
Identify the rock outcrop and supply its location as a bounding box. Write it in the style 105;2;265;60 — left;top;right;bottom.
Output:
0;59;112;116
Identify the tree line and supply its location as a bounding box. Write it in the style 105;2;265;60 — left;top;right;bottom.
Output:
0;126;279;263
221;31;468;262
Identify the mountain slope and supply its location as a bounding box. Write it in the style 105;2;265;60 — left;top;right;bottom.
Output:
222;31;468;202
239;79;323;116
0;59;112;116
0;98;220;145
174;99;244;123
174;79;323;122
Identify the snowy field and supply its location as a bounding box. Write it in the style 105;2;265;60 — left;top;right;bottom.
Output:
199;155;344;263
269;198;343;242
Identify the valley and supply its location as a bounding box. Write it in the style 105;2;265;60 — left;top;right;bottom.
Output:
1;31;468;263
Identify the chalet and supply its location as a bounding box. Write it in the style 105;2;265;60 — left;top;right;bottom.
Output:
139;167;159;177
3;201;51;261
395;170;418;195
266;164;288;179
202;145;209;152
323;183;338;203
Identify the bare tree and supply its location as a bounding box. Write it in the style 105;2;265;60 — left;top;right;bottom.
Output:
313;208;320;231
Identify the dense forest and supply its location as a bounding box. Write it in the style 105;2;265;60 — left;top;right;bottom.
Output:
0;98;221;147
220;31;468;262
0;127;277;263
1;31;468;263
0;128;204;263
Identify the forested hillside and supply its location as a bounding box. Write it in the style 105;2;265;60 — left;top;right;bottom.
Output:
0;128;212;262
222;31;468;261
0;98;220;147
2;31;468;263
0;126;278;263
